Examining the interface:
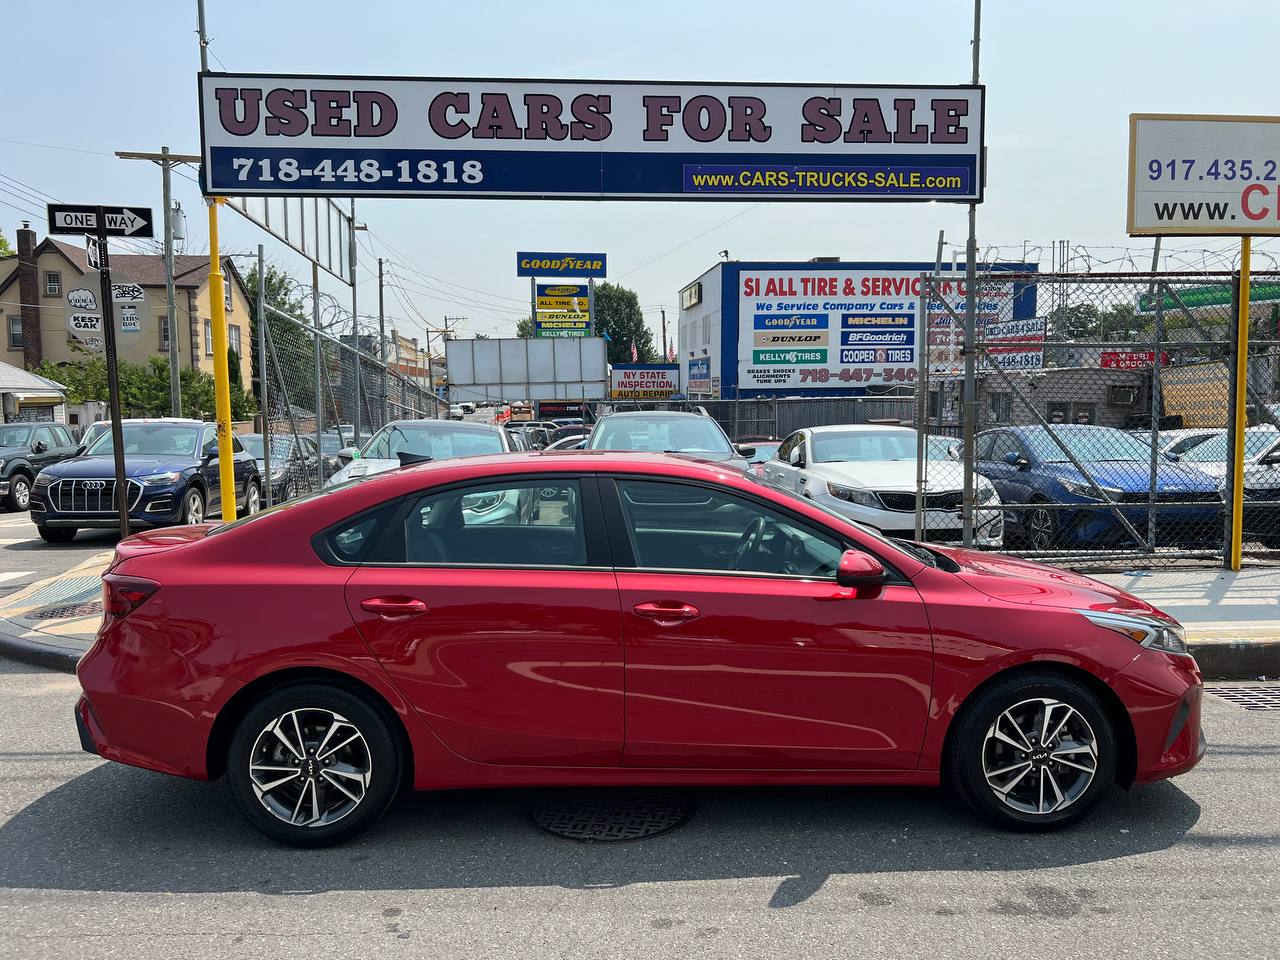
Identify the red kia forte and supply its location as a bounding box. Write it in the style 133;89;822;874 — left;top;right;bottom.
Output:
75;452;1205;847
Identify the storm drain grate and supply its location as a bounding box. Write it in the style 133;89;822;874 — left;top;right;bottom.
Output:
25;601;102;621
532;791;696;843
3;575;101;612
1206;685;1280;711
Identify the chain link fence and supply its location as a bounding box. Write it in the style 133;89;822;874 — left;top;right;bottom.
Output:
255;299;443;506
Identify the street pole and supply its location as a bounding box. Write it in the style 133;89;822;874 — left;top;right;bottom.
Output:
1230;235;1252;571
256;244;270;508
350;200;361;447
162;147;181;415
961;0;982;548
206;197;237;522
312;261;324;485
660;307;668;359
95;210;130;537
378;256;388;424
196;0;209;71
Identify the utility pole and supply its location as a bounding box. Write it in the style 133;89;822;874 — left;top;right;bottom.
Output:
961;0;981;548
115;148;201;415
660;308;668;360
377;256;388;424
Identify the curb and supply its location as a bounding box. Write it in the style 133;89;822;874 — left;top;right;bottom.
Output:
0;622;83;673
1187;637;1280;680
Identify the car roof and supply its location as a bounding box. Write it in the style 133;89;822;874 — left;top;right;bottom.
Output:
806;424;913;434
383;419;502;434
597;410;707;420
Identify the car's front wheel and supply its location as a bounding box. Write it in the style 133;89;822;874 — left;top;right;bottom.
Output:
5;473;31;511
244;480;261;516
36;525;76;543
947;671;1116;831
225;684;402;847
180;488;205;525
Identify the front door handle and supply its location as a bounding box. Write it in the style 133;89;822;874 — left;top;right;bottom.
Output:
633;600;701;627
360;596;428;622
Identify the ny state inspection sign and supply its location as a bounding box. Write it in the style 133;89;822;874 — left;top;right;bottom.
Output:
200;74;984;201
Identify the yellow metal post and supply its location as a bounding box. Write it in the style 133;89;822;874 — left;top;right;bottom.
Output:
207;198;237;522
1230;235;1251;570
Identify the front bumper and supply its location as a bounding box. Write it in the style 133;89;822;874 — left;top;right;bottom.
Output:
0;479;9;497
812;490;1004;547
32;480;186;528
1112;646;1206;784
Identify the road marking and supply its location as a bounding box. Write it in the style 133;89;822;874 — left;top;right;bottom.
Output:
0;570;33;585
0;538;27;545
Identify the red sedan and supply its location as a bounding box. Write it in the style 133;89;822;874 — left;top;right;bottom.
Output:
75;452;1204;847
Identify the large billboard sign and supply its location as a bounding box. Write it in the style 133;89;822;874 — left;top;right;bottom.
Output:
1128;114;1280;235
200;75;984;201
927;279;1042;376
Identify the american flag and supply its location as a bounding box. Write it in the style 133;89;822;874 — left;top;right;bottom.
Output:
630;341;638;362
667;343;676;362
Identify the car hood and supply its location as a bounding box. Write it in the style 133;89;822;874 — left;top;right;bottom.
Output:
808;460;978;492
0;445;31;460
327;458;399;485
927;545;1166;619
40;455;197;479
1043;459;1219;493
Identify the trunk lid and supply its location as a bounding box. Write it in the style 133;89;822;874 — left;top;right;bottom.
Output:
107;524;215;571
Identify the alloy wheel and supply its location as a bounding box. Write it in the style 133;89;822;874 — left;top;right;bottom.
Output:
982;697;1098;815
12;477;30;509
245;484;260;515
248;708;372;828
1027;508;1055;549
185;492;204;524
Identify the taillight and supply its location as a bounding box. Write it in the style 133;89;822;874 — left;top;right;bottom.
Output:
102;574;160;622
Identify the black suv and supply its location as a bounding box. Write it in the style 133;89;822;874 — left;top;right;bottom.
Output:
0;422;79;511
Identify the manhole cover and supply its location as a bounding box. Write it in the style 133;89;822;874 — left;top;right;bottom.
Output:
26;601;102;621
531;791;696;843
1206;685;1280;711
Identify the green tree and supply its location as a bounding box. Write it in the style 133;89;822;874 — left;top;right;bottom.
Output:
244;263;316;418
227;347;257;420
516;316;535;338
592;282;656;364
0;230;14;258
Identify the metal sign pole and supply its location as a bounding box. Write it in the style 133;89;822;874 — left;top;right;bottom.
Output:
95;207;130;537
1230;236;1252;571
257;244;271;508
162;147;182;415
961;0;982;548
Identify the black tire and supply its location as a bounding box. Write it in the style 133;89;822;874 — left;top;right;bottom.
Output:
243;479;261;515
5;473;32;512
225;683;402;847
180;486;205;525
946;671;1116;832
36;525;77;543
1020;502;1058;550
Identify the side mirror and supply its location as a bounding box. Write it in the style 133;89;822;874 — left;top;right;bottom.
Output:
836;549;888;591
789;446;805;467
32;441;48;454
946;444;961;461
337;446;359;463
1003;451;1028;468
735;444;757;458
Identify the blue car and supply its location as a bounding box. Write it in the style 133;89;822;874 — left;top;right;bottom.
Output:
975;424;1222;550
30;419;261;543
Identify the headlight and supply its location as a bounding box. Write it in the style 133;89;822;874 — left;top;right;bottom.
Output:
976;482;1000;505
34;472;53;488
138;471;182;486
1060;479;1123;500
826;482;881;509
1080;610;1190;658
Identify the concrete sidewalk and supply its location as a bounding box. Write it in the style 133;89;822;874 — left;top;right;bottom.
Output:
1;553;1277;678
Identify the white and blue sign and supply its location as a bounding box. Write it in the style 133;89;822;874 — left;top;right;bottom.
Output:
200;76;984;202
688;357;712;393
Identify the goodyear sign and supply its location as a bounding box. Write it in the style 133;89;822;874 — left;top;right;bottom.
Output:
517;252;607;278
536;283;590;312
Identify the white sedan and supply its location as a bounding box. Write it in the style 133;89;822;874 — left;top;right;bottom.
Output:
761;425;1003;547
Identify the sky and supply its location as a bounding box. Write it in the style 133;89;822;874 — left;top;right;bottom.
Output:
2;0;1275;351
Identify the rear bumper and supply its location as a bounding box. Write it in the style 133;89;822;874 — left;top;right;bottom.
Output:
1112;647;1206;784
76;620;240;780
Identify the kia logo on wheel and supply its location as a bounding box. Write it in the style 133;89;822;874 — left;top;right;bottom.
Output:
82;480;106;490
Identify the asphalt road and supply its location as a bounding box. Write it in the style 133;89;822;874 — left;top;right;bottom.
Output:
0;658;1276;960
0;512;118;604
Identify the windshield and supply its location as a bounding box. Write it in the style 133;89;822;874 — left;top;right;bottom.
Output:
925;435;959;460
0;425;32;448
812;430;918;463
1180;431;1276;462
319;434;344;453
1022;427;1154;463
589;416;732;455
362;424;504;460
239;435;297;459
86;423;200;458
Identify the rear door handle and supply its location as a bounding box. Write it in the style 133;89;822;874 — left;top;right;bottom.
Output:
633;600;701;627
360;596;428;621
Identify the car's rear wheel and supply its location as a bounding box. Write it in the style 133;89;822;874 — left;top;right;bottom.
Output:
5;473;31;511
36;525;76;543
226;684;402;847
180;488;204;524
947;671;1116;831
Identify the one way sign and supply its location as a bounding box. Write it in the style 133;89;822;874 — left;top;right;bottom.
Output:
47;204;154;238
